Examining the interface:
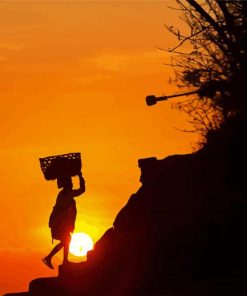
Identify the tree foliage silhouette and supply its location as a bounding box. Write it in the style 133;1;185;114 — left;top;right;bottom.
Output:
166;0;247;139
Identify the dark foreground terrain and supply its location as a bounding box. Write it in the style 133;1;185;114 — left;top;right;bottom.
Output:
5;120;247;296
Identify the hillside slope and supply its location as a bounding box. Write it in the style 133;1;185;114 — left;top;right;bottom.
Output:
6;120;247;296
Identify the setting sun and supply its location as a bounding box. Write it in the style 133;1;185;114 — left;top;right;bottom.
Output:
69;233;94;257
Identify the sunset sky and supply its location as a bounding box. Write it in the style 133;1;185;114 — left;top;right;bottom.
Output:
0;1;198;294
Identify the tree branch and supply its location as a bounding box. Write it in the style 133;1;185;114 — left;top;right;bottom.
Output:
168;25;211;52
186;0;233;52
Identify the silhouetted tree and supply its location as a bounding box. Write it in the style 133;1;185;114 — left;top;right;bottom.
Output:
166;0;247;139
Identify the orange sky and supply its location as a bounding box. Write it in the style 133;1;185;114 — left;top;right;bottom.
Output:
0;1;198;294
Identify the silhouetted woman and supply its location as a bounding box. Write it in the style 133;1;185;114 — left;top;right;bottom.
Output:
42;172;85;269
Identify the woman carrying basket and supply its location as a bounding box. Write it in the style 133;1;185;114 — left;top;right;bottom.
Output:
42;172;85;269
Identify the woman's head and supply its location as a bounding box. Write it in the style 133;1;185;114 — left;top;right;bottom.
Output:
57;176;73;190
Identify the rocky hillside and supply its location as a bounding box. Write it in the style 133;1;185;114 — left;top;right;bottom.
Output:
6;120;247;296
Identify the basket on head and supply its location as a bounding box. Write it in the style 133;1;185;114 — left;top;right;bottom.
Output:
39;152;82;181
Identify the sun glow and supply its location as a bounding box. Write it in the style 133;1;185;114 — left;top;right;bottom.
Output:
69;232;94;257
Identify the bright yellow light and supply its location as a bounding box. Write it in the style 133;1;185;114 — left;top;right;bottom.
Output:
69;232;94;257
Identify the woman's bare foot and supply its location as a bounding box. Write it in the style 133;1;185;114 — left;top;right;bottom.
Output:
42;257;54;269
62;260;70;266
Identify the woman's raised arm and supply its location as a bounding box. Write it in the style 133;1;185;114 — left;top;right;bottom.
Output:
72;172;85;197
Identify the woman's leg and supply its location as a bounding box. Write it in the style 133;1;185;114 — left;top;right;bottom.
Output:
43;241;63;269
62;234;71;264
47;242;63;259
